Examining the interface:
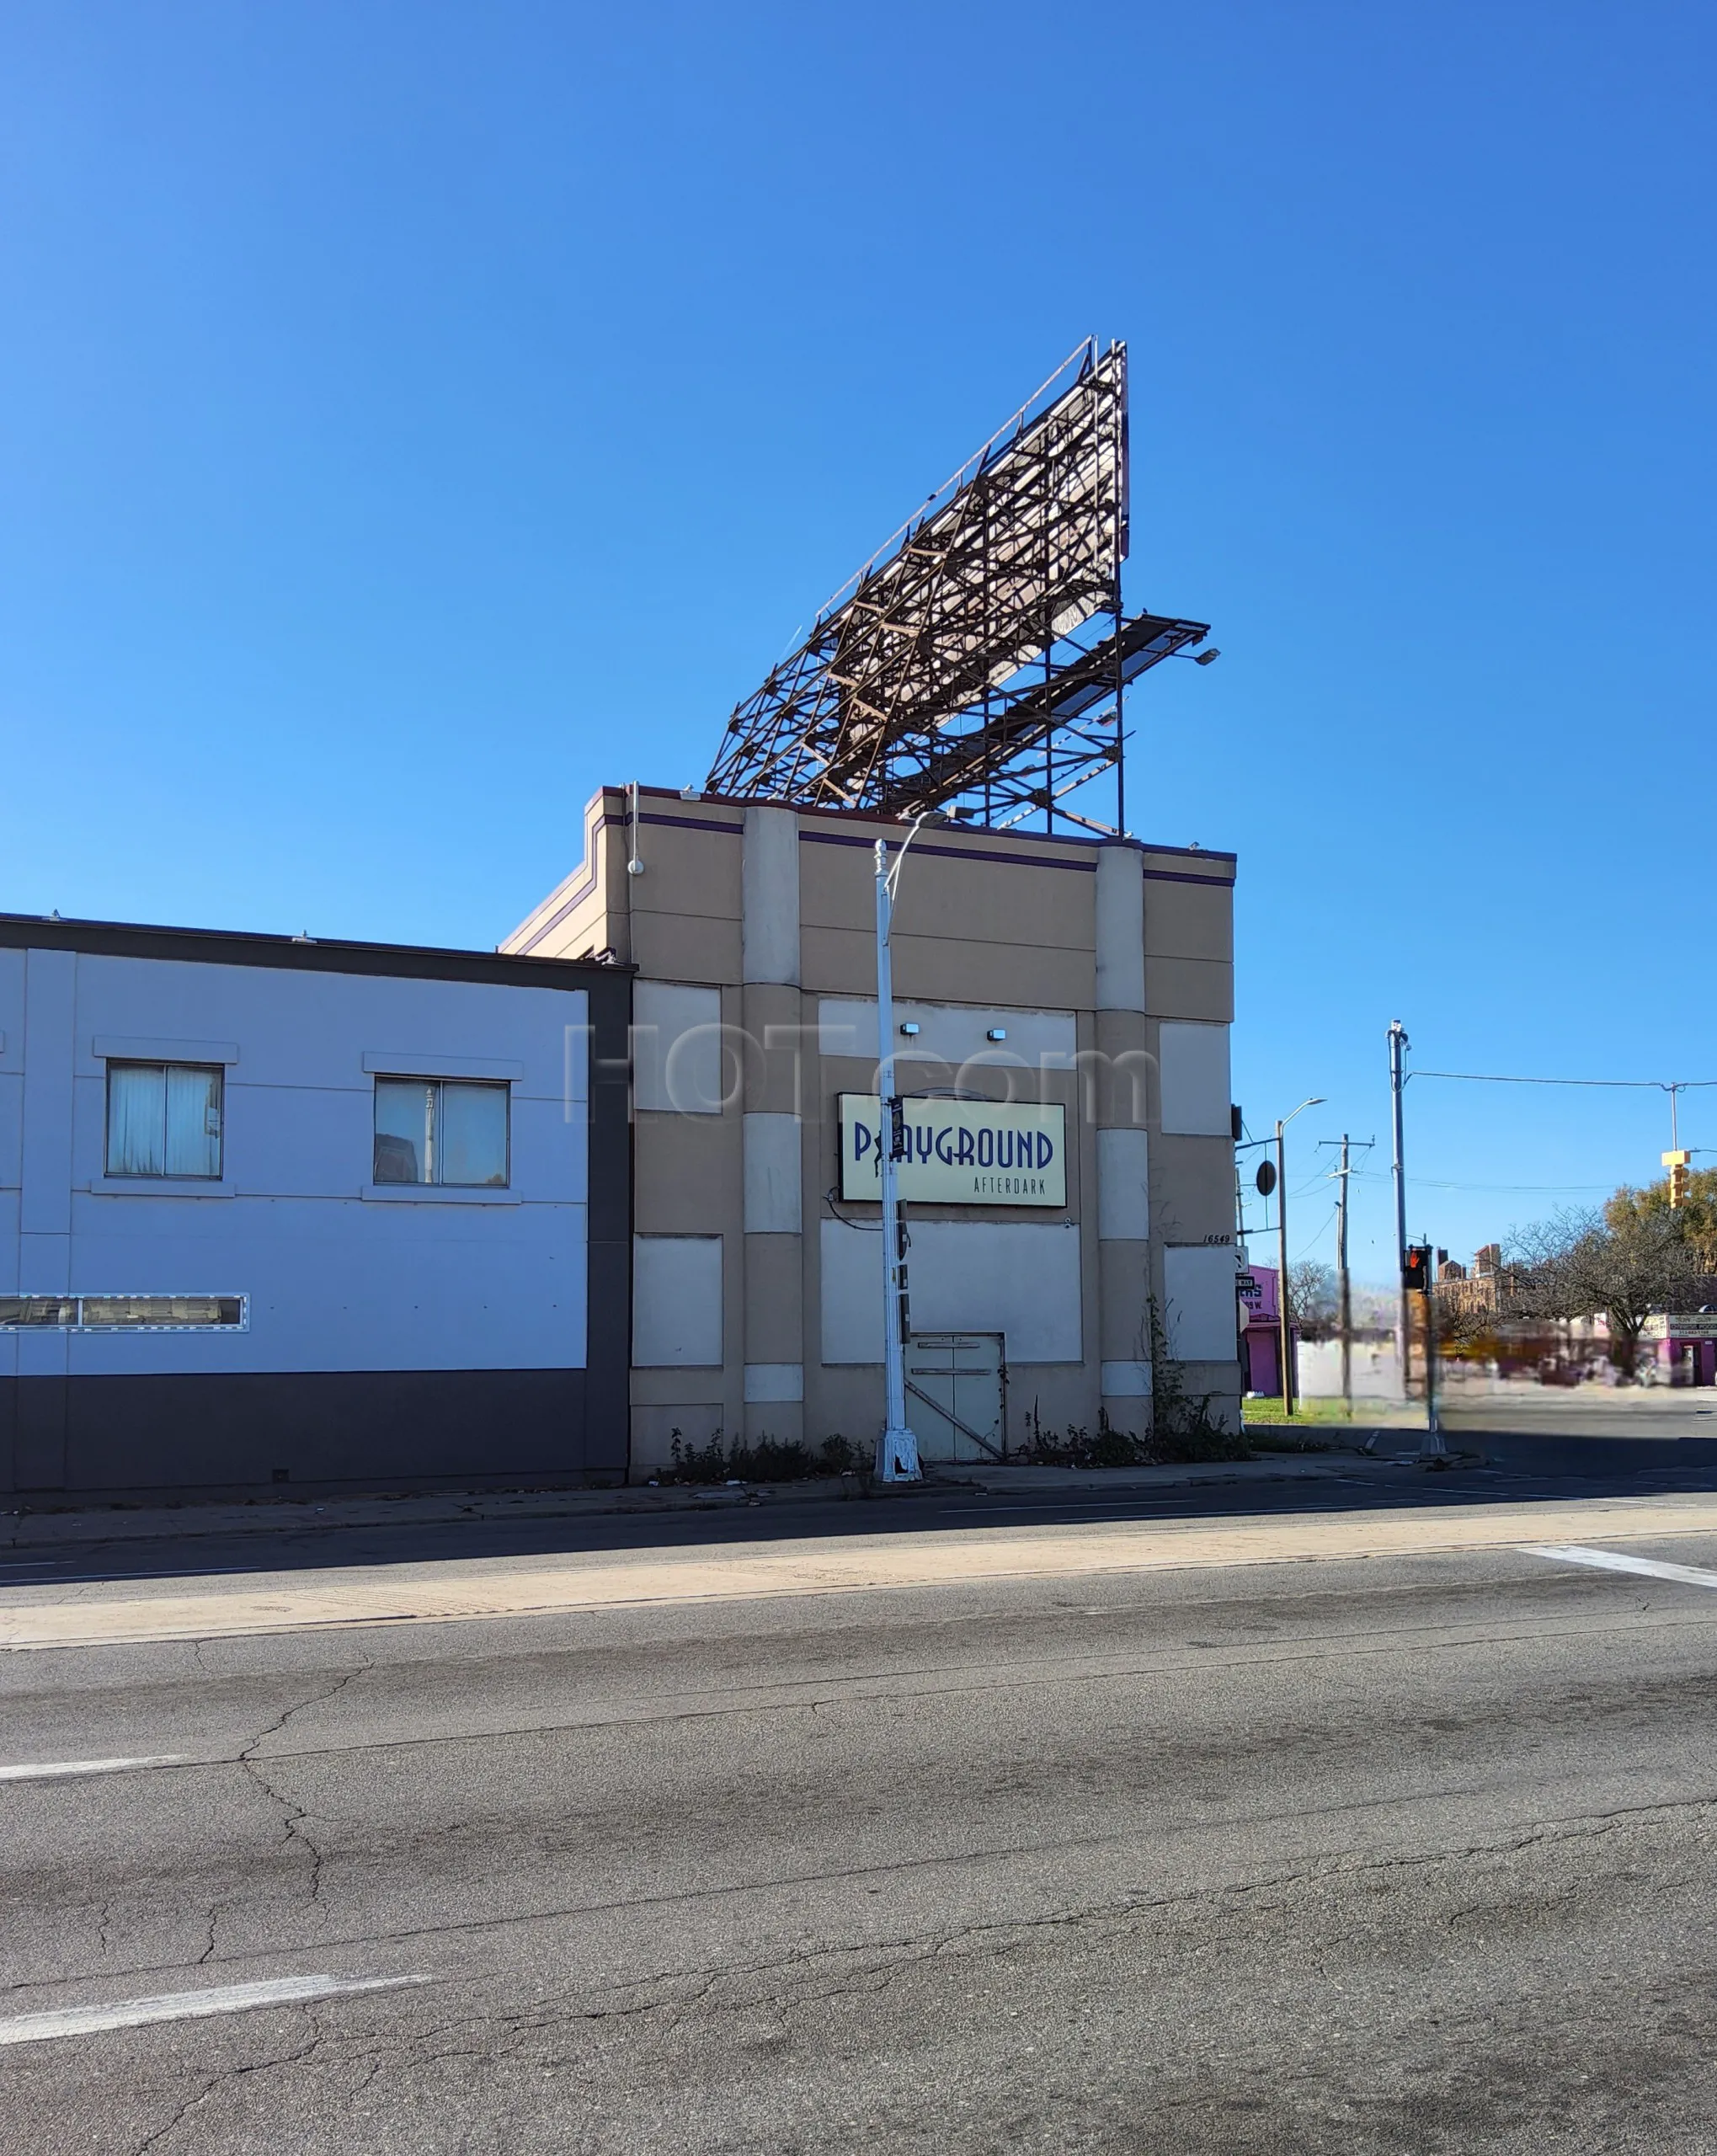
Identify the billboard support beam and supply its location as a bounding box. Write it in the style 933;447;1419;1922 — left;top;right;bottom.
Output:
705;341;1208;832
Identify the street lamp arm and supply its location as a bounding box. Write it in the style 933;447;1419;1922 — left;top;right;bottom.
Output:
881;812;930;912
1277;1096;1325;1135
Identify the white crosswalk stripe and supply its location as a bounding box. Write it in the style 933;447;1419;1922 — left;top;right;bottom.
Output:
0;1973;430;2047
0;1755;187;1783
1520;1544;1717;1591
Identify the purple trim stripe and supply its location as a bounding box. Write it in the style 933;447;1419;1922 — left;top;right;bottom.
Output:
638;813;747;835
799;830;1096;873
798;829;1232;884
514;814;623;954
519;803;1234;954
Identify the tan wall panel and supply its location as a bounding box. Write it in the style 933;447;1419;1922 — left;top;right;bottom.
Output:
806;1364;882;1448
793;836;874;933
744;1232;804;1363
1143;955;1234;1022
629;1401;723;1472
1153;1134;1237;1247
630;825;742;924
882;857;1093;952
797;835;1094;942
802;926;1096;1009
633;1111;743;1233
799;924;891;998
1143;879;1234;963
1165;1364;1243;1437
631;912;743;985
1006;1366;1101;1444
629;1367;727;1406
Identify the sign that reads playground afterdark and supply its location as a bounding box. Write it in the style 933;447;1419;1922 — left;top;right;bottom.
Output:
837;1094;1067;1207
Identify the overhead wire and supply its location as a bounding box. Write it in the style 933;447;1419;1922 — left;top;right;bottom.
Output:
1410;1070;1716;1092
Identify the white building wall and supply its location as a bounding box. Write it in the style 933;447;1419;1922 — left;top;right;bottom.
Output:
1;952;590;1378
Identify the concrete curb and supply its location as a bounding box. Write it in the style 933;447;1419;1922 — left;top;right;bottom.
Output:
0;1476;897;1548
3;1455;1375;1548
0;1448;1488;1551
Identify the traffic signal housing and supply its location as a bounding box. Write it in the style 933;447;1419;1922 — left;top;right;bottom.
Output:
1402;1245;1431;1293
1664;1150;1692;1209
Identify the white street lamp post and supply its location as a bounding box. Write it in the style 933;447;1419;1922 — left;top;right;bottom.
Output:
874;827;924;1482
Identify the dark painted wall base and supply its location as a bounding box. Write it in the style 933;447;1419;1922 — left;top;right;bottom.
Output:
1;1368;626;1500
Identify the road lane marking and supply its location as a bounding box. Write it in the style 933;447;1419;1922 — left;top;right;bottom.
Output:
0;1755;189;1783
1521;1544;1717;1590
9;1497;1717;1649
0;1972;430;2047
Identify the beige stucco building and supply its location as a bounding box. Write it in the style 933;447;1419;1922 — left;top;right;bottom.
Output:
504;785;1239;1473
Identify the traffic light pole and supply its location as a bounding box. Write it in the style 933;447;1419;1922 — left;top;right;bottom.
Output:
1276;1120;1293;1420
1389;1022;1410;1396
1336;1134;1351;1412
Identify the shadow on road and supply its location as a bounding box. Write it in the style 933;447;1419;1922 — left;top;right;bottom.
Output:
7;1448;1717;1590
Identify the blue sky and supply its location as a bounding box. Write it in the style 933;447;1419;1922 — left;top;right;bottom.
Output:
3;2;1712;1283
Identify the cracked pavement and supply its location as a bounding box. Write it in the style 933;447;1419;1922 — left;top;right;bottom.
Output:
3;1507;1717;2149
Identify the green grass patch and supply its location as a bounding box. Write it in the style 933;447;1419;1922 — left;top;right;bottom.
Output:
1242;1396;1358;1429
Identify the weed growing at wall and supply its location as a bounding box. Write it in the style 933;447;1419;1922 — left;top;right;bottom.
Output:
664;1431;863;1484
1146;1298;1248;1460
1018;1304;1246;1467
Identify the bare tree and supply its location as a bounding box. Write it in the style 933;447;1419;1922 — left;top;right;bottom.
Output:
1286;1261;1340;1341
1504;1205;1703;1376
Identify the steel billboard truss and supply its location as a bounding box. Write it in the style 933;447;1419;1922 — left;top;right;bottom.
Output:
703;339;1210;832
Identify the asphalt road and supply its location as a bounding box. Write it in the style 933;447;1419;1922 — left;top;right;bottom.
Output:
4;1490;1717;2151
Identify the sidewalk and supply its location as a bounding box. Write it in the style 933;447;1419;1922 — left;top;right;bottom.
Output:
0;1449;1426;1550
1;1476;869;1548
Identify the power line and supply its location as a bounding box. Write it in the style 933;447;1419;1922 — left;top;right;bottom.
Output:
1406;1178;1612;1193
1407;1063;1714;1156
1410;1070;1716;1092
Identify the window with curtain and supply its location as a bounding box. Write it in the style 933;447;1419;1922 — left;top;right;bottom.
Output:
104;1063;223;1178
373;1078;509;1187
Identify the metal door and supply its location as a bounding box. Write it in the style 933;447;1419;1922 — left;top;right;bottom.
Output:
906;1334;1005;1463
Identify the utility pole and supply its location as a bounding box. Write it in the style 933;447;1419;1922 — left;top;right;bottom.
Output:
1276;1123;1292;1418
873;824;925;1483
1319;1135;1374;1419
1389;1022;1410;1397
1274;1097;1325;1419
